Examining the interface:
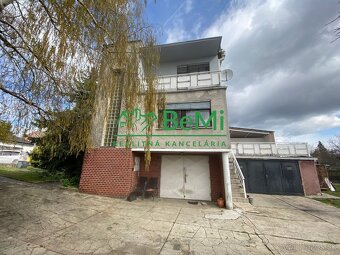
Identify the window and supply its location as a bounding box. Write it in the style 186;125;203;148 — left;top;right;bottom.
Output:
159;101;212;128
187;110;211;127
177;63;210;75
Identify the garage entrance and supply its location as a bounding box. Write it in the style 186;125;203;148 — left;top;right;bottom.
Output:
238;159;303;195
160;155;211;201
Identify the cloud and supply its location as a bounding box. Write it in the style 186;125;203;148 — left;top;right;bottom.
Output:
184;0;193;14
163;0;194;43
279;112;340;136
165;26;187;43
203;0;340;141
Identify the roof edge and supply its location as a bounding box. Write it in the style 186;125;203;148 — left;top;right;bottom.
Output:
157;36;222;48
229;126;274;134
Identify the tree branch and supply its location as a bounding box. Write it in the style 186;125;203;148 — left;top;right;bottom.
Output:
0;44;30;86
37;0;60;33
0;20;68;96
0;32;32;67
0;82;49;116
76;0;114;42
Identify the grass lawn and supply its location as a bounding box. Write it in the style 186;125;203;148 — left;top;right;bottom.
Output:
324;183;340;197
0;166;60;183
314;198;340;209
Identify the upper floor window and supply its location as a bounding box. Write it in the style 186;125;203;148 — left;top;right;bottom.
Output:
159;101;212;128
177;62;210;75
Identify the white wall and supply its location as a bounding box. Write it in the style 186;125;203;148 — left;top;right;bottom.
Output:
0;142;35;153
159;55;219;76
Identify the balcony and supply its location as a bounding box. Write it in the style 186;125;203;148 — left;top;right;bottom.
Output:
231;142;310;157
157;70;221;91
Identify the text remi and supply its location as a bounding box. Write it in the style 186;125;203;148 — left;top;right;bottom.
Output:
163;110;225;130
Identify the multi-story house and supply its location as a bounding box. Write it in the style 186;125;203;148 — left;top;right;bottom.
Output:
79;37;320;209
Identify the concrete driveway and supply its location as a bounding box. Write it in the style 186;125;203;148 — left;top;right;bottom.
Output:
0;176;339;255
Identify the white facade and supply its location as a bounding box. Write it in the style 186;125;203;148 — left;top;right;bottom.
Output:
0;141;34;153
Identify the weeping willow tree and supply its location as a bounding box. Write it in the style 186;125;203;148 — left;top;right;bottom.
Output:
0;0;163;168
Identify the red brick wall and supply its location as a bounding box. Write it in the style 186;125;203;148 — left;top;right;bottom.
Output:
209;154;224;201
299;160;321;195
79;147;135;197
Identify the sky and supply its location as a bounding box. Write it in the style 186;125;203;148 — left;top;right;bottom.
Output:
144;0;340;148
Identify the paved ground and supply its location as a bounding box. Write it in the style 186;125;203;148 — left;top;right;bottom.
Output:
0;176;340;255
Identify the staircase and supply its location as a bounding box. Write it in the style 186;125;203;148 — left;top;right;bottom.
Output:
229;156;249;203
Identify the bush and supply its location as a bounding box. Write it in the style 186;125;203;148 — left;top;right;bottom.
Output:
30;146;83;187
30;147;44;168
62;176;80;187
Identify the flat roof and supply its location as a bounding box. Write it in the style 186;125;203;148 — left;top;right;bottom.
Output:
158;36;222;63
230;126;274;133
229;126;274;139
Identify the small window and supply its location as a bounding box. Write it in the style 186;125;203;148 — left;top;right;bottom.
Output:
177;63;210;74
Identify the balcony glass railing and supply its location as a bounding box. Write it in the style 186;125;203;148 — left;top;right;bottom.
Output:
231;142;310;157
157;70;221;90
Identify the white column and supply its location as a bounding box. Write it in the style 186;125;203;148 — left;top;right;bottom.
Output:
222;152;233;209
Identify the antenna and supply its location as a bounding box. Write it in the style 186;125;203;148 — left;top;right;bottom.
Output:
221;69;233;81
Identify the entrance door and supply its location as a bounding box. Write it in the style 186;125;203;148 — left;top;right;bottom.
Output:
160;155;211;201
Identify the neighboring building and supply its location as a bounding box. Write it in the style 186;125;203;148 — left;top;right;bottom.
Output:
80;37;320;208
0;136;34;164
230;127;320;196
0;136;34;153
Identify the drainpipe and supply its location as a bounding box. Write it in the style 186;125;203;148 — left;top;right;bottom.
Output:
222;152;233;209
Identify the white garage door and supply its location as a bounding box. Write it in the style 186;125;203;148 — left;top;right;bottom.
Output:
160;155;211;201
